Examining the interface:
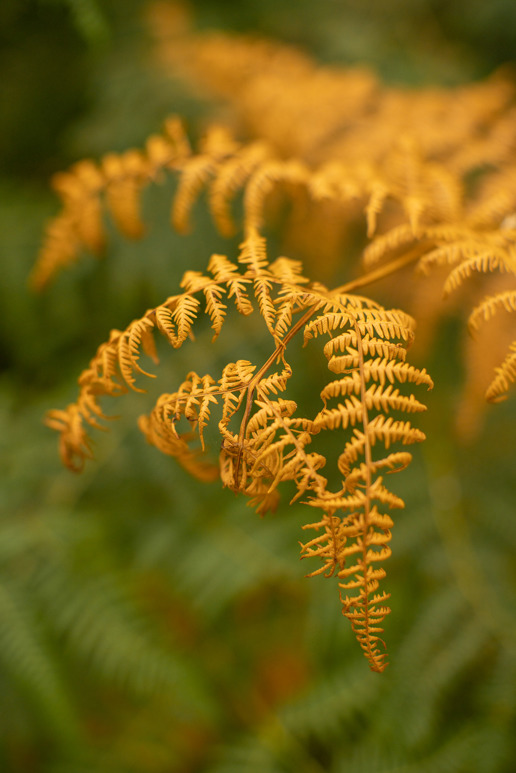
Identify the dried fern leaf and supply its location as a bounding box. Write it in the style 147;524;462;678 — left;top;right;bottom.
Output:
102;150;148;239
209;140;272;236
443;251;514;296
172;126;238;233
208;253;253;316
485;341;516;402
468;289;516;331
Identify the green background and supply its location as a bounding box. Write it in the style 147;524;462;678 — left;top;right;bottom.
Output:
1;1;516;771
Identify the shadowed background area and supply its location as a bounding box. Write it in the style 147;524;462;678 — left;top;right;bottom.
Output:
1;1;516;771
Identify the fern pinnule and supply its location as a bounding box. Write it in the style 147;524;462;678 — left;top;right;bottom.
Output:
101;150;148;239
54;160;106;253
139;393;219;482
243;158;309;232
485;341;516;402
362;223;422;267
468;288;516;331
208;140;272;236
171;144;228;234
207;253;253;316
45;405;95;473
442;251;514;296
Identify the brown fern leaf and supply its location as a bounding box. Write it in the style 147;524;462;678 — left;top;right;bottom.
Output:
485;341;516;402
300;301;432;671
469;288;516;330
243;158;309;232
55;161;106;253
30;214;82;291
30;117;191;289
207;253;254;316
171;125;239;233
237;229;279;338
209;141;272;236
138;399;219;482
101;150;149;239
39;17;516;673
45;405;95;472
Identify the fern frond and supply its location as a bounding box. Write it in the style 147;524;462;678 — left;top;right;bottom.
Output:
171;125;238;233
171;154;220;234
301;514;349;577
485;341;516;402
208;253;253;316
45;406;94;472
209;140;272;236
102;150;147;239
299;303;431;670
154;298;180;347
38;20;516;680
362;223;419;267
256;366;293;396
443;251;514;296
468;289;516;331
55;160;106;252
203;283;228;341
30;117;191;289
243;158;309;232
119;317;157;391
238;229;269;273
172;293;201;346
139;394;219;481
219;360;256;425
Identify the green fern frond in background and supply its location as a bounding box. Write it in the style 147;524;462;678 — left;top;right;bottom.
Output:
1;0;516;770
42;0;110;44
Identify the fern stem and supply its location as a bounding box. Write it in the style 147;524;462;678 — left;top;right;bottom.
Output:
355;321;384;670
232;248;423;477
331;245;425;297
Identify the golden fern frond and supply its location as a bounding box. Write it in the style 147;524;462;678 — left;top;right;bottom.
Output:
208;141;273;236
138;400;219;483
414;227;516;288
303;296;383;343
300;514;348;577
219;359;256;424
235;229;280;337
120;317;159;391
207;253;253;316
54;161;106;252
466;166;516;228
31;117;191;290
299;299;432;671
101;150;148;239
238;229;268;273
256;366;293;397
243;158;309;232
442;251;514;296
485;341;516;402
363;221;477;270
171;126;238;233
468;289;516;331
365;138;461;238
45;406;95;473
172;293;201;346
38;15;516;675
45;260;268;469
178;270;229;341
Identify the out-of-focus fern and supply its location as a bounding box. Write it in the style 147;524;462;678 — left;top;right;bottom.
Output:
2;1;516;771
42;0;109;44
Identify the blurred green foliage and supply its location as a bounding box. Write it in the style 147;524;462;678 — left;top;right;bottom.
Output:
1;1;516;771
